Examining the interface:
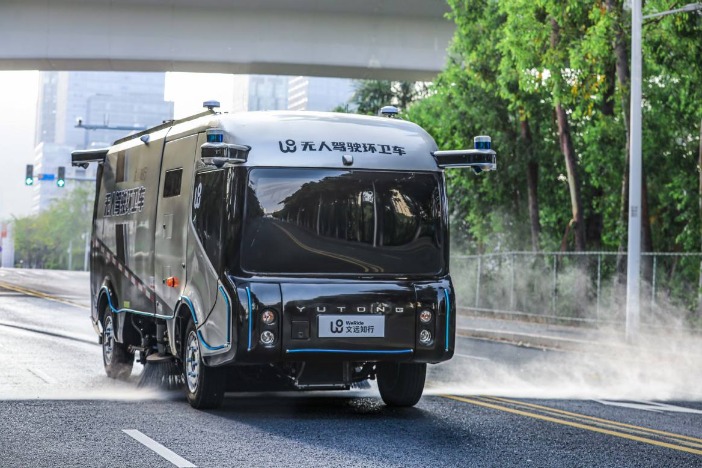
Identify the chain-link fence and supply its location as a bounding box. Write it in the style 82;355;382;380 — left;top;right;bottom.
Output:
451;252;702;331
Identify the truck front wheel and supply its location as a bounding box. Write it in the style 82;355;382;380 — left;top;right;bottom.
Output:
102;312;134;380
377;362;426;407
183;321;225;409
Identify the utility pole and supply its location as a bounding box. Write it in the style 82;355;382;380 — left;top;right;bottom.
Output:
626;2;702;341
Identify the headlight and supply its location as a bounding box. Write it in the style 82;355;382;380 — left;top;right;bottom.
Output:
261;330;275;345
419;329;432;344
260;330;275;345
261;309;276;325
419;310;433;323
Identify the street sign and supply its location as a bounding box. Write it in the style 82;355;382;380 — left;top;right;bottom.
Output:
37;173;56;181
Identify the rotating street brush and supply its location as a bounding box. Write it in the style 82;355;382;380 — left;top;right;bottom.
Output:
137;353;183;390
350;380;371;390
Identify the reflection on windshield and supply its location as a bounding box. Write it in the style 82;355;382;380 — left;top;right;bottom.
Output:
242;169;444;275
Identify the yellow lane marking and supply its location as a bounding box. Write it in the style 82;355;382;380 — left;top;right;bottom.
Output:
0;280;90;310
442;395;702;456
483;396;702;447
273;223;384;273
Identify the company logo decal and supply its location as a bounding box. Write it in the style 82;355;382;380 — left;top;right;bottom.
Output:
295;304;406;314
104;186;146;217
278;139;406;155
193;182;202;209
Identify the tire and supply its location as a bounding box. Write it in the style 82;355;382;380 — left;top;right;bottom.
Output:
102;312;134;380
183;320;226;409
377;362;426;407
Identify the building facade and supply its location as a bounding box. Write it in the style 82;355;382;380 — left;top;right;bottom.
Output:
32;72;173;212
287;76;354;112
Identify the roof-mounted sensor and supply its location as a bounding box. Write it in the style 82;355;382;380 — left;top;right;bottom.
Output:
378;105;399;118
203;100;220;111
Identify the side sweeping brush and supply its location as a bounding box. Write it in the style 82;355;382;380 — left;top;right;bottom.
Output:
137;353;183;390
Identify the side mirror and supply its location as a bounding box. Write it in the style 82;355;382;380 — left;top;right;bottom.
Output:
71;148;109;168
433;149;496;173
201;143;250;166
433;135;496;174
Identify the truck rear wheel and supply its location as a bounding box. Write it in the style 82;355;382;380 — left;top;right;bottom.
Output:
183;321;225;409
377;362;426;407
102;312;134;380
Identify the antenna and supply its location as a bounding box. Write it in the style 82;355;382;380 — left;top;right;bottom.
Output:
378;105;399;118
203;100;221;111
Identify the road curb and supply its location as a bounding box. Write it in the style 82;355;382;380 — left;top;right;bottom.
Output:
456;326;622;352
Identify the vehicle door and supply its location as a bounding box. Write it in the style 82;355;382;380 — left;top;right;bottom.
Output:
154;134;198;315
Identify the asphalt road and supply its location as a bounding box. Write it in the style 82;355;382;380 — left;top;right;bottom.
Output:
1;269;701;467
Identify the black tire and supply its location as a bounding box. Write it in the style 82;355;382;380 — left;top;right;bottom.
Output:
183;320;226;409
102;312;134;380
377;362;426;407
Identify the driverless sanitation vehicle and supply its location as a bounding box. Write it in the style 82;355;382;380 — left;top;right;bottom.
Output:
73;103;496;409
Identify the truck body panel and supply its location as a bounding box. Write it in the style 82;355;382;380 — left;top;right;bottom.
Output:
75;108;495;406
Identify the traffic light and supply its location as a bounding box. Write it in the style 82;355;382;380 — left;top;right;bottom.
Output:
57;166;66;188
25;164;34;186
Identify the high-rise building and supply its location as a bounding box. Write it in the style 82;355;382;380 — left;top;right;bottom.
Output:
32;72;173;212
288;76;354;112
231;75;289;112
230;75;354;114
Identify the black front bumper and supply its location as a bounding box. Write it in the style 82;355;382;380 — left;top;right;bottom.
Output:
206;277;455;366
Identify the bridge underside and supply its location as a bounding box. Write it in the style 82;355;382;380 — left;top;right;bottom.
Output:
0;1;454;81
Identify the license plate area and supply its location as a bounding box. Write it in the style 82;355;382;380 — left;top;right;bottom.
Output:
318;315;385;338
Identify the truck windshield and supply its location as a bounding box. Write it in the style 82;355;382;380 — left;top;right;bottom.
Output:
241;168;445;276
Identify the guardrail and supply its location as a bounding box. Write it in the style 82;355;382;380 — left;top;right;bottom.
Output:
451;252;702;330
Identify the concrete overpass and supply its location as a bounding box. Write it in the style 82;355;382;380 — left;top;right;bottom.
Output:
0;0;454;81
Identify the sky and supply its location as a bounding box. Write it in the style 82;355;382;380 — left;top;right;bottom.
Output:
0;71;236;221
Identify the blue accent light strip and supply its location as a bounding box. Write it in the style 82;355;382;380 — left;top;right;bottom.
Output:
180;295;197;324
181;290;231;352
197;330;225;351
218;285;231;346
246;287;253;351
286;349;413;355
444;289;451;352
101;286;172;320
101;285;232;352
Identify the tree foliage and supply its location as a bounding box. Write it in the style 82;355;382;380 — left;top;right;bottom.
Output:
13;186;93;269
402;0;702;255
349;80;428;115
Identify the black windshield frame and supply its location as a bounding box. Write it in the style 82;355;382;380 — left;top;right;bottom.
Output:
240;168;447;278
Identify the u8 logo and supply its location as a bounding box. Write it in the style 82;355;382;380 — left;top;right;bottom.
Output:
330;319;343;334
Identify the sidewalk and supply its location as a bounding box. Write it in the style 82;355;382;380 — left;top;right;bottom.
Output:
455;309;702;357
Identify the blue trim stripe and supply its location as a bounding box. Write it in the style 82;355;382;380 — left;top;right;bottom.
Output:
218;285;231;346
182;288;231;351
101;286;173;320
286;349;413;355
444;289;451;352
246;287;253;351
197;330;225;351
101;285;232;352
180;295;198;324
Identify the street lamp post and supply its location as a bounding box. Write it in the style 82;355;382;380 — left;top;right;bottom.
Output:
626;2;702;342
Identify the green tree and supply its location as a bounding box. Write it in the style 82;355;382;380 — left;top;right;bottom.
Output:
406;0;699;259
13;186;93;269
349;80;427;115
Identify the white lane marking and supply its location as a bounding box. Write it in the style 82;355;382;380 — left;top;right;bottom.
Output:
455;352;491;362
122;429;197;467
27;368;57;384
595;400;702;415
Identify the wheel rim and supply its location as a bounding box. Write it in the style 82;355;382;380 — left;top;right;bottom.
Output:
185;330;200;394
103;315;115;366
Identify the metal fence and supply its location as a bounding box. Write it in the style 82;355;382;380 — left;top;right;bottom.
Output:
451;252;702;330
